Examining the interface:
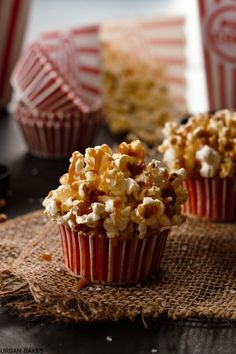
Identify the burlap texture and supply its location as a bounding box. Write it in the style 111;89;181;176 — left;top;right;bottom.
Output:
0;210;235;323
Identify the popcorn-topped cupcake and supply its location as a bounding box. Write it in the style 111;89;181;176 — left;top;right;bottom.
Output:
159;109;236;178
43;140;187;240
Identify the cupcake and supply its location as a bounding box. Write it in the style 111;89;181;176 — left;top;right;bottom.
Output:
43;140;187;284
159;109;236;221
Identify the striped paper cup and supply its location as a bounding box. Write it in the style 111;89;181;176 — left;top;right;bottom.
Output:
59;225;169;284
14;101;102;159
11;42;89;113
182;177;236;221
198;0;236;110
0;0;30;108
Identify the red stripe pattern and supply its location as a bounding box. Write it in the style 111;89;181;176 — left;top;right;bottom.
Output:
182;178;236;221
11;17;186;111
140;16;186;110
11;42;89;113
0;0;30;107
198;0;236;110
15;102;102;159
59;225;169;284
69;24;102;101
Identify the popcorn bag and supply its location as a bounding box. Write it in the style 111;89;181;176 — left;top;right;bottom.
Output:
11;25;103;158
0;0;30;108
198;0;236;110
60;225;169;284
101;17;187;144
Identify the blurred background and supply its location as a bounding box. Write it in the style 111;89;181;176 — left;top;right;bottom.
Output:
25;0;207;112
0;0;209;216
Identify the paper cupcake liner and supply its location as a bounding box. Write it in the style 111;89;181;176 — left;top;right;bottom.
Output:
182;177;236;221
11;42;89;113
59;225;169;284
14;102;102;159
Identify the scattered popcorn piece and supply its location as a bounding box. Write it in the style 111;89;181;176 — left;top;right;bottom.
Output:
106;336;112;342
0;213;7;222
0;199;6;208
151;348;158;353
76;278;89;289
39;251;52;261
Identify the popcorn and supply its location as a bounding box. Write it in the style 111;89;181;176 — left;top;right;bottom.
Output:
101;36;180;145
136;197;165;227
196;145;221;178
43;141;187;239
159;110;236;178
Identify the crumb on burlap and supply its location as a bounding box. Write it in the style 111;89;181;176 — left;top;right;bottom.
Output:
76;278;90;289
0;213;7;222
39;251;52;261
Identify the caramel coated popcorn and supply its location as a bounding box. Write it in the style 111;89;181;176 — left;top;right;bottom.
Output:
159;110;236;178
43;141;187;239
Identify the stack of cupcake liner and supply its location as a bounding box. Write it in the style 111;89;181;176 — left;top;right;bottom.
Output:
11;25;102;159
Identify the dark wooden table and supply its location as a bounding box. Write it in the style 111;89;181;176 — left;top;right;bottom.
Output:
0;112;235;354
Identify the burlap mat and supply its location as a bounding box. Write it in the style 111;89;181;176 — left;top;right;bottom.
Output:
0;210;235;323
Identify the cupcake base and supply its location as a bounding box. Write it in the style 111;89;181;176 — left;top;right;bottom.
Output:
182;177;236;221
59;225;169;285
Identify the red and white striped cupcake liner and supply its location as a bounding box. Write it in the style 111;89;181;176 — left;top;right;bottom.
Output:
11;42;89;113
182;177;236;221
59;225;169;284
15;102;102;159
